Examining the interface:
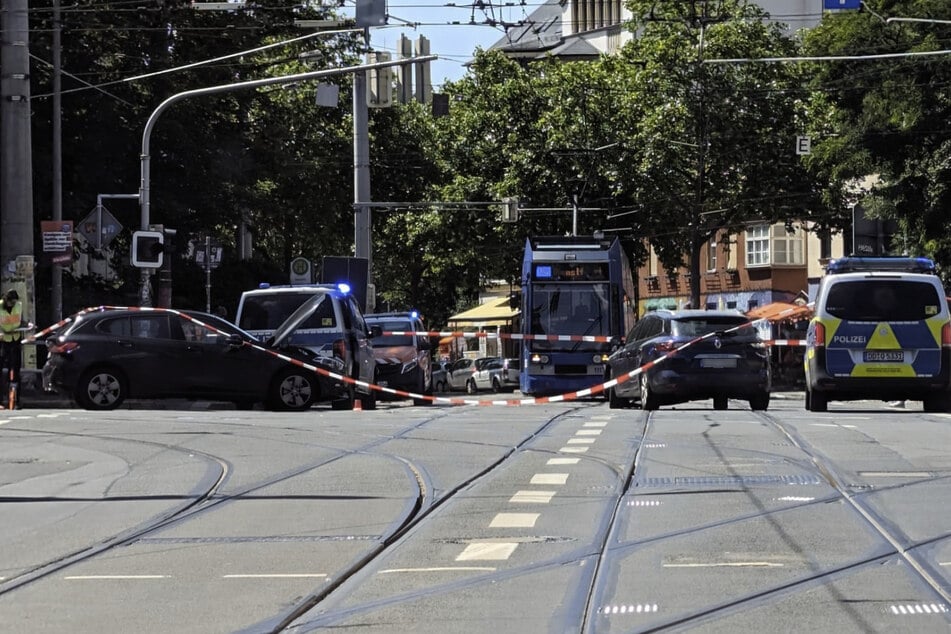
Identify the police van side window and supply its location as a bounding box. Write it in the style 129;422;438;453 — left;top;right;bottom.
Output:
300;295;336;329
826;281;941;321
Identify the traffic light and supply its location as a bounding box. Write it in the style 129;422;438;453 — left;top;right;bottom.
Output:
501;197;520;223
132;230;165;268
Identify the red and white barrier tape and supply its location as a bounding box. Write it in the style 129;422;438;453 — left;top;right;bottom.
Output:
26;307;787;407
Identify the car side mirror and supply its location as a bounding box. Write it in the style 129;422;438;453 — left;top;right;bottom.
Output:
225;333;244;347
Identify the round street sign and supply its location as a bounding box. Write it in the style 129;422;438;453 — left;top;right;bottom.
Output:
290;257;312;285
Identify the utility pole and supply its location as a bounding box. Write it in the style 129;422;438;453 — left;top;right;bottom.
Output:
52;0;64;320
0;0;35;313
353;27;372;278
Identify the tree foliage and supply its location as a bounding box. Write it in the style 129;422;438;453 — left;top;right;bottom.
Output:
801;0;951;281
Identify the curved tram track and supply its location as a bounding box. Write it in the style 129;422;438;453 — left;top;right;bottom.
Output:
3;400;951;632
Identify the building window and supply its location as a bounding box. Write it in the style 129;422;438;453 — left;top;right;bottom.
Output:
647;244;658;277
819;230;832;260
745;224;770;267
706;235;717;271
772;223;804;265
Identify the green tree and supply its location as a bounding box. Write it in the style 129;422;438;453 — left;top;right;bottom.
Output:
801;0;951;279
622;0;824;307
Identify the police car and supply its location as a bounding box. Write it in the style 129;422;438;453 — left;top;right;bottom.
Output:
804;256;951;412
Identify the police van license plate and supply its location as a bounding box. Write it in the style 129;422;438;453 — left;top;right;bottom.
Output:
864;350;903;362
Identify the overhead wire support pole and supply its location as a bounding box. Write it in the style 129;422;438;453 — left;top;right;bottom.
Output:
136;55;435;305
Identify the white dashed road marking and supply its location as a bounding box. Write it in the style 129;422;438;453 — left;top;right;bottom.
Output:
530;473;568;485
456;542;518;561
576;429;602;436
547;457;579;465
65;575;169;580
560;446;588;453
510;490;556;504
566;438;595;444
490;513;540;528
222;574;327;579
379;567;496;574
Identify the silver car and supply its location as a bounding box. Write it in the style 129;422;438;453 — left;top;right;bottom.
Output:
446;357;493;393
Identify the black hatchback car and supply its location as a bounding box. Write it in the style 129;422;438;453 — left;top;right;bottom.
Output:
42;307;360;411
605;309;771;411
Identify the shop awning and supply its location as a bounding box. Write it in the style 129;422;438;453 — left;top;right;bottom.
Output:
746;301;812;323
447;296;519;327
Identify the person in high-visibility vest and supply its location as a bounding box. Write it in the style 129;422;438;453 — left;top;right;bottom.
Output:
0;290;24;408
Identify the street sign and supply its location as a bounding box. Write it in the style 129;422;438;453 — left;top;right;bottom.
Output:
824;0;860;9
796;136;811;156
195;244;223;270
77;205;123;250
289;257;312;285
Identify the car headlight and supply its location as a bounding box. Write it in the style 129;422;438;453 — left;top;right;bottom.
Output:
401;360;418;374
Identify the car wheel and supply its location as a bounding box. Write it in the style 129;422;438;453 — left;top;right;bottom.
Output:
76;367;126;410
331;383;355;410
923;393;950;413
805;387;827;412
713;396;728;411
640;373;659;411
413;374;433;406
749;392;770;411
608;386;629;409
360;388;377;410
492;377;501;393
466;379;477;395
269;369;317;412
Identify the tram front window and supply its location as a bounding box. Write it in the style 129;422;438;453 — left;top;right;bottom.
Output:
530;285;610;350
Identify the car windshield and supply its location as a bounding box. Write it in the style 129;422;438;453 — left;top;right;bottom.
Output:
825;280;942;321
239;291;335;330
369;320;414;347
672;316;750;337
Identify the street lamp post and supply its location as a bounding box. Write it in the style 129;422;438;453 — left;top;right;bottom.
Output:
137;55;435;306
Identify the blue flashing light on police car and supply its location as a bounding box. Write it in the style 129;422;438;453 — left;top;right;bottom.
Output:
826;256;936;275
336;282;351;294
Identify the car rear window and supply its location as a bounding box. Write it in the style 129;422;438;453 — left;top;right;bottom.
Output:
672;316;750;337
370;320;414;347
824;280;942;321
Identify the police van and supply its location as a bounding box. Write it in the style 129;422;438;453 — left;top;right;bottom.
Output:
235;283;380;409
804;256;951;412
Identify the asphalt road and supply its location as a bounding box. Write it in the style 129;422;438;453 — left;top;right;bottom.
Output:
1;395;950;633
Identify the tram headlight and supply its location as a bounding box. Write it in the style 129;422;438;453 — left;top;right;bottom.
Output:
530;353;550;365
592;354;606;364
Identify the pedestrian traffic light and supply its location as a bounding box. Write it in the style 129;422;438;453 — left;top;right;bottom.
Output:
132;230;165;268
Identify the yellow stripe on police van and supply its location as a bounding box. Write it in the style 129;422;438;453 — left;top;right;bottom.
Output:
866;322;901;349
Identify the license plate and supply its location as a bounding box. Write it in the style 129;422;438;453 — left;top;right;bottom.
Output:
592;365;604;374
378;380;389;386
700;358;737;368
864;350;903;362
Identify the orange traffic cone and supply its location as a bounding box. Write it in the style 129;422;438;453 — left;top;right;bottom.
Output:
354;395;362;411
